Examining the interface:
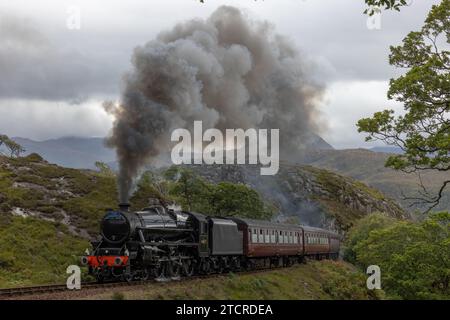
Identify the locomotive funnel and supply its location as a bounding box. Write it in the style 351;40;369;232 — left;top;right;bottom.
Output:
119;203;130;212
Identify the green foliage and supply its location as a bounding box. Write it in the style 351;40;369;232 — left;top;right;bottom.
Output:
90;261;380;300
94;161;115;177
344;213;396;263
165;167;212;212
345;212;450;299
164;166;273;219
24;153;44;163
0;134;25;157
364;0;409;15
210;182;273;219
0;216;89;288
319;261;385;300
62;177;117;234
357;0;450;210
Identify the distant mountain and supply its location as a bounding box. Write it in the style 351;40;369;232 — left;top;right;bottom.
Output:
10;137;116;169
370;146;404;154
7;133;333;170
303;132;334;150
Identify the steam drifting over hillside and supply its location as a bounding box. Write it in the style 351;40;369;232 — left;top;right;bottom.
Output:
106;5;324;202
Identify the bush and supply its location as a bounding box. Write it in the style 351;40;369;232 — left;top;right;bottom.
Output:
24;153;44;163
345;212;450;299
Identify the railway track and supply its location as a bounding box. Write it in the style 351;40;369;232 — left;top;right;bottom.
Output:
0;266;286;299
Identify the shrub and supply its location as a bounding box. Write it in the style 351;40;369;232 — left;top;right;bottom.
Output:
345;212;450;299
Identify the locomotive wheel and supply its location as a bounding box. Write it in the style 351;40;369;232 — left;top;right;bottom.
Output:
232;258;241;271
200;259;211;274
182;259;195;277
141;268;150;281
168;260;181;278
153;263;165;279
123;272;133;283
96;273;104;284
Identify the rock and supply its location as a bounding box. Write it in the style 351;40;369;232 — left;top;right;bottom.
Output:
188;162;408;233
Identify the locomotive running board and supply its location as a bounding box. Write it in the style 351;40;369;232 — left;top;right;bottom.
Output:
128;240;199;247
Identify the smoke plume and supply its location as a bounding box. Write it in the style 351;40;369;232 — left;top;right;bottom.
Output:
106;6;324;202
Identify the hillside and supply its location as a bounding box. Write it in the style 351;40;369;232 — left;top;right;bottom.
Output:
188;162;408;231
0;153;407;287
5;136;448;213
300;149;450;212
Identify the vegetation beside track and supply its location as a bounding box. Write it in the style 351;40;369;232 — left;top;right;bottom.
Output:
86;261;382;300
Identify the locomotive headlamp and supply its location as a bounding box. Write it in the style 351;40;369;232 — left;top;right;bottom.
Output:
80;256;88;265
114;257;123;266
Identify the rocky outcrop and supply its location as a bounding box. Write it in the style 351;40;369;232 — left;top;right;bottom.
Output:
189;162;408;233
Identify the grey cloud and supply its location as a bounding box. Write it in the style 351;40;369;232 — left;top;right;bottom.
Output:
0;13;121;102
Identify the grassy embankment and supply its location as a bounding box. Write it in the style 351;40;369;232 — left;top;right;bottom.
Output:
90;260;382;300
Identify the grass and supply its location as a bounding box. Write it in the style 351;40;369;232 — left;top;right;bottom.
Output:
0;216;90;288
87;260;384;300
0;154;119;235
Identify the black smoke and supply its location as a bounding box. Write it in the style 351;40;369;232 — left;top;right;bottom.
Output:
106;6;324;202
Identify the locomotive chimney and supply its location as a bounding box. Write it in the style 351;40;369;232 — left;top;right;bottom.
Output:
119;203;130;212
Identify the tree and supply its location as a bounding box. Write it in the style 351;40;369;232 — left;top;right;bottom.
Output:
364;0;410;15
0;134;25;158
357;0;450;211
164;166;274;219
94;161;115;177
347;212;450;299
210;182;273;219
165;167;212;212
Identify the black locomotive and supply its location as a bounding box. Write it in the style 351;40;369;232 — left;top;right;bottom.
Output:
82;201;340;282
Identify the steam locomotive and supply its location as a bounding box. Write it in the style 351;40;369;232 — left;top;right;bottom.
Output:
81;201;341;282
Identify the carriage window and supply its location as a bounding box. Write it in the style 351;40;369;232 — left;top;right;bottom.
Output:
271;230;276;243
294;232;298;244
252;229;258;243
265;229;270;243
259;229;264;243
279;231;283;244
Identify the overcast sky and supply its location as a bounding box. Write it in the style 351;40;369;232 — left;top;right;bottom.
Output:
0;0;441;148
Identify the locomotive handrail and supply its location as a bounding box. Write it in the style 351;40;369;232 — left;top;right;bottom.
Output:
128;240;199;247
136;227;194;232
